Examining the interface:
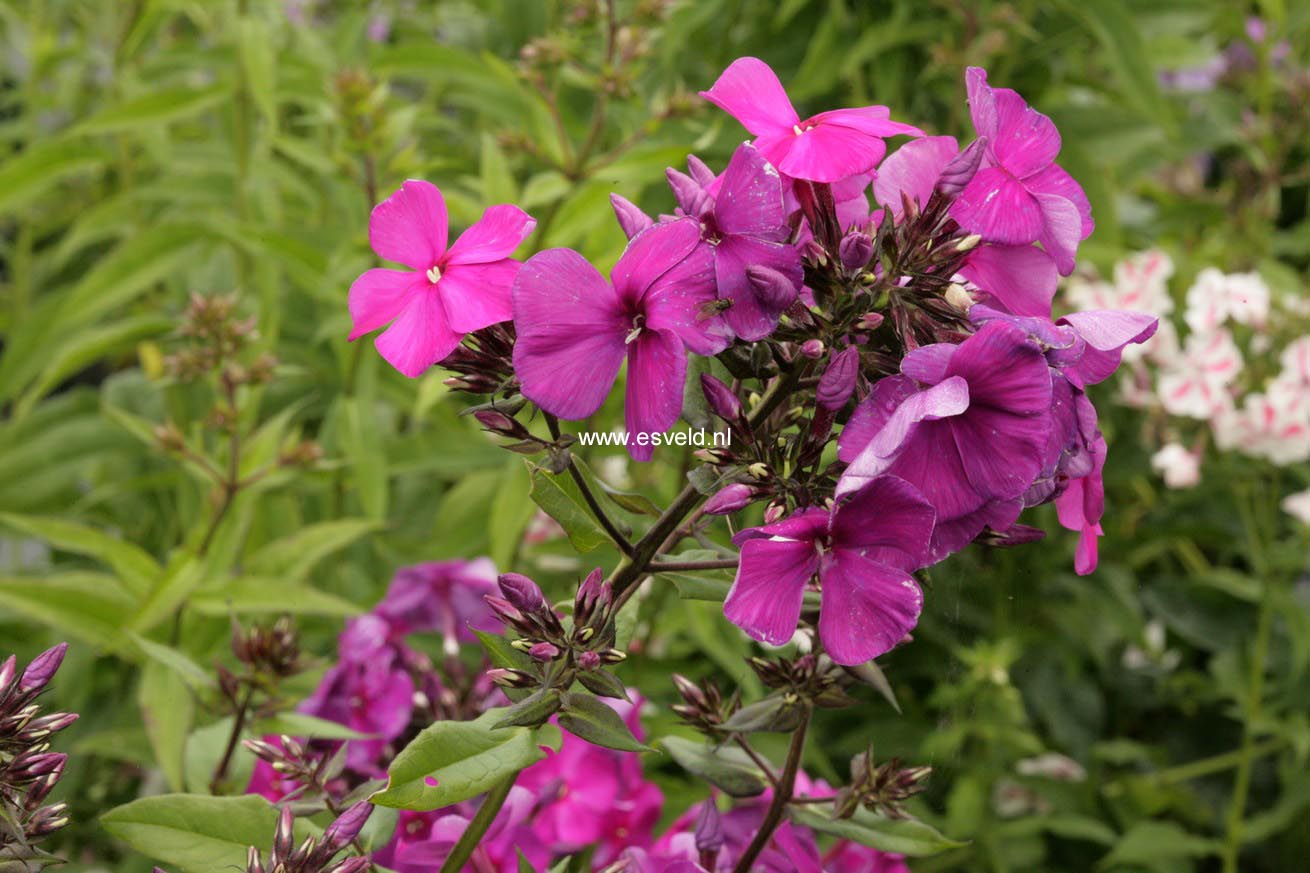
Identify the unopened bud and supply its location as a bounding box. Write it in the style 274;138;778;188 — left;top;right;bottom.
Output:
703;483;755;515
746;265;798;311
577;650;602;671
763;499;787;524
945;283;975;311
838;230;874;274
666;167;713;217
856;312;885;331
686;154;715;187
473;409;521;436
486;667;537;689
598;648;626;664
936;137;987;199
322;801;373;852
694;799;725;854
954;233;982;253
528;642;561;662
497;573;548;614
610;193;654;239
700;373;743;424
20;643;68;693
817;347;860;411
746;462;772;481
799;339;825;359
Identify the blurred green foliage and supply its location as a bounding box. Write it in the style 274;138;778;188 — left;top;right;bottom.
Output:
0;0;1308;870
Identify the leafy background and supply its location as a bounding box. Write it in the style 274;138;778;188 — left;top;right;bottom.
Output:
1;0;1308;870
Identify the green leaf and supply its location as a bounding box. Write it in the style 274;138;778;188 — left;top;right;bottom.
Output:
481;132;518;205
572;457;660;517
16;315;173;413
0;572;134;649
137;663;194;792
0;512;160;597
245;519;380;582
76;84;232;134
721;695;805;734
493;689;564;728
101;794;314;873
526;462;608;553
576;669;630;701
788;805;965;857
340;394;388;521
1055;0;1172;125
130;555;206;632
1098;821;1219;868
237;16;277;126
489;457;535;568
188;578;361;616
127;632;215;690
663;571;732;602
372;709;559;810
0;139;105;214
661;736;767;798
252;713;371;741
473;629;535;672
557;692;651;752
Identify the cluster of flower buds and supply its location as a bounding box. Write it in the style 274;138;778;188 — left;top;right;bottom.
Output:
831;746;932;821
747;653;855;710
441;324;519;396
232;616;303;680
670;674;737;739
242;735;345;806
483;570;631;723
241;803;373;873
165;292;274;385
0;644;76;859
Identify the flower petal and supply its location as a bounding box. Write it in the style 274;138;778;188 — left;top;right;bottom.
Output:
715;142;789;238
778;120;889;183
900;343;958;384
1057;309;1159;387
724;538;818;647
438;260;518;334
444;204;536;266
1034;192;1083;275
732;507;829;546
950;167;1043;245
699;57;799;136
837;375;918;464
830;475;936;571
374;290;462;378
959;243;1058;318
989;86;1061;178
1026;163;1093;240
624;329;687;462
965;67;998;142
512;248;627;419
818;552;922;665
641;237;730;355
369;179;448;271
348;268;424;341
873;135;959;221
612;218;702;307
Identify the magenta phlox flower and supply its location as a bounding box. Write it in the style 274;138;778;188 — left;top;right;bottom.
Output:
376;789;550;873
948;68;1092;275
700;57;921;183
374;558;499;651
512;218;729;460
723;475;935;665
349;180;535;377
837;321;1053;561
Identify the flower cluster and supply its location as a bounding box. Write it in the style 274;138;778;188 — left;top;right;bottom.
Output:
1064;250;1310;521
0;644;75;863
346;57;1154;670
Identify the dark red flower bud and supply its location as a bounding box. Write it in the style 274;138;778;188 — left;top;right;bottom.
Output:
817;347;860;411
528;642;561;662
20;642;68;693
799;339;825;359
703;483;755;515
497;573;548;614
700;374;743;424
322;801;373;852
936;137;987;199
576;651;602;671
746;265;798;311
838;229;873;274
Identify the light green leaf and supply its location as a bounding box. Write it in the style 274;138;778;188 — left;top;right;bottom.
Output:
252;713;371;741
789;805;965;857
0;512;160;597
489;458;535;568
557;692;651;752
661;735;767;797
0;139;105;214
1098;821;1219;868
237;17;277;126
188;578;361;616
130;555;206;632
138;662;194;792
127;632;215;690
526;462;608;553
76;84;232;134
0;572;134;649
245;519;380;582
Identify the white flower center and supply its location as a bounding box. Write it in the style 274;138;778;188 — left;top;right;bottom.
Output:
426;265;443;284
793;124;805;136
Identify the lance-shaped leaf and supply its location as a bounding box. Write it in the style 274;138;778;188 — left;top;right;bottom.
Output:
371;709;560;810
661;736;767;798
576;669;630;701
557;692;651;752
788;805;965;857
721;695;806;734
494;688;564;729
527;462;609;552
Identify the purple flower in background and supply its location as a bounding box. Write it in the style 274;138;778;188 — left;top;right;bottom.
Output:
700;57;921;183
949;68;1093;275
1056;433;1107;574
838;321;1053;561
373;558;499;652
724;475;934;665
375;789;550;873
299;615;415;774
349;180;535;377
512;219;728;460
875;135;1059;318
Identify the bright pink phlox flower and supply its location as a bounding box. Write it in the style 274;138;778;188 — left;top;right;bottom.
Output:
1056;433;1106;575
837;321;1053;561
512;218;729;461
349;180;536;377
948;68;1093;275
824;842;912;873
723;475;934;666
875;135;1059;318
700;57;922;183
245;736;299;803
374;558;499;650
383;787;550;873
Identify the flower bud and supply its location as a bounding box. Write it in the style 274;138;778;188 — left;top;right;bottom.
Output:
473;409;523;437
799;339;825;359
598;648;626;664
610;193;654;239
856;312;885;331
746;265;798;311
817;347;860;411
528;642;561;661
577;650;602;671
328;860;373;873
20;642;68;693
700;374;743;424
763;498;787;523
838;229;874;274
695;799;725;854
322;801;373;852
746;462;772;481
487;668;537;689
272;807;295;862
954;233;982;253
666;167;713;217
944;283;975;312
936;137;986;199
246;846;266;873
497;573;548;614
0;654;17;692
686;154;715;188
703;483;755;515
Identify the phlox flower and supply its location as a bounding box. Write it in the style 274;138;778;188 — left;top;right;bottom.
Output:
723;475;935;666
1054;433;1106;575
1282;489;1310;526
375;789;550;873
874;135;1059;318
700;56;921;183
349;180;535;377
373;558;499;653
1151;443;1202;488
1280;336;1310;383
838;321;1053;561
511;218;729;461
949;68;1093;275
1157;329;1243;419
1212;388;1310;465
1184;267;1271;332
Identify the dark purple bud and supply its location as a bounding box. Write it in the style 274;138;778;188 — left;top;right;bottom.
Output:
25;802;69;838
838;230;873;274
486;667;537;689
10;751;66;781
703;483;755;515
686;154;716;188
817;347;860;411
484;595;526;628
799;238;827;265
473;409;520;436
598;648;627;664
272;807;295;862
936;137;987;199
327;860;373;873
694;799;725;853
20;643;68;693
574;568;608;626
700;374;743;424
576;650;602;671
799;339;825;359
666;167;713;217
746;265;798;311
856;312;885;331
322;801;373;852
497;573;548;614
610;193;654;240
528;642;561;662
246;846;266;873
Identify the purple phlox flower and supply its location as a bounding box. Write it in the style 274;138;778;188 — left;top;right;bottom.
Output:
349;180;536;377
837;320;1053;562
1056;433;1107;575
874;135;1059;318
299;614;414;774
824;842;911;872
723;475;934;666
373;558;499;651
518;695;663;862
700;57;922;183
948;68;1093;275
512;219;729;461
376;788;550;873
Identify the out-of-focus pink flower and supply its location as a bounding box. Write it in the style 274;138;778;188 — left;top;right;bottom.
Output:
1157;329;1244;419
375;789;551;873
1151;443;1202;488
1055;434;1106;575
1184;267;1270;332
349;180;535;377
1282;489;1310;526
374;558;499;651
823;842;912;872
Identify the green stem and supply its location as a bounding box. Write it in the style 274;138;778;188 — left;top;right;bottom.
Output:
649;558;739;572
439;773;517;873
733;710;810;873
545;414;634;556
1151;738;1284;787
209;684;255;794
